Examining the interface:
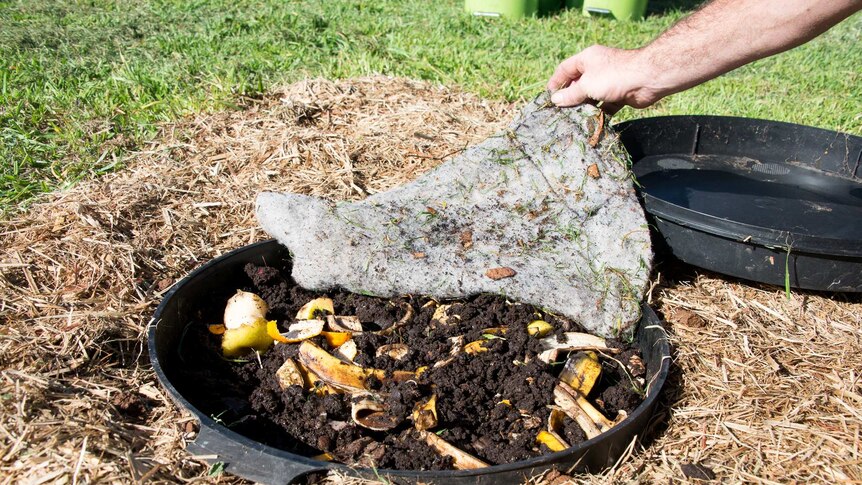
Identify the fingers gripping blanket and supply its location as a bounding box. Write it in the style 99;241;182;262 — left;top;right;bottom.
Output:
256;94;652;337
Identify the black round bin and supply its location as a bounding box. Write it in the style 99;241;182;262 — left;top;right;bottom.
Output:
148;239;671;484
617;116;862;292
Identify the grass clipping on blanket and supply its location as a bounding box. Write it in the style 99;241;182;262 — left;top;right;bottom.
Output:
1;76;861;484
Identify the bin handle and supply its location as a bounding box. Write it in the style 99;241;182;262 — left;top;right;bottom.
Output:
586;6;613;15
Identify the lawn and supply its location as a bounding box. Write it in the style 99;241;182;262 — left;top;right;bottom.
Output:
1;0;860;210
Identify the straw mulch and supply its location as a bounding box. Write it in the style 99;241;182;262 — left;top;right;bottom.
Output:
1;76;860;484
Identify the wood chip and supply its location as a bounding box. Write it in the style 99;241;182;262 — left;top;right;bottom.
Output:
460;230;473;249
587;163;600;179
587;110;604;147
485;267;516;280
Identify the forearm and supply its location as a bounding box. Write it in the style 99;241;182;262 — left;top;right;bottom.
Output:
638;0;862;100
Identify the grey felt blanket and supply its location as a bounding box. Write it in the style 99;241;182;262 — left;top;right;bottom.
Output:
256;94;652;337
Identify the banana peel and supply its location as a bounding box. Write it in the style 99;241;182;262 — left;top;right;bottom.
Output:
296;297;335;320
541;408;571;451
268;319;324;344
334;339;358;362
275;358;305;390
464;340;489;354
294;361;338;396
351;393;401;431
411;394;438;431
377;301;414;335
536;430;568;452
297;341;416;392
376;343;409;360
538;332;611;363
417;430;488;470
559;351;601;391
553;382;602;439
527;320;553;337
326;315;363;333
540;332;608;352
552;351;624;439
553;380;624;439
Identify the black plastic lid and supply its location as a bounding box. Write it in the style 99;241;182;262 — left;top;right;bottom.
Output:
616;116;862;290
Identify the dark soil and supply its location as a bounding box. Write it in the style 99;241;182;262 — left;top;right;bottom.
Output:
172;262;644;471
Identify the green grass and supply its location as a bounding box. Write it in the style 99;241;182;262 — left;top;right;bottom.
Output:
1;0;860;211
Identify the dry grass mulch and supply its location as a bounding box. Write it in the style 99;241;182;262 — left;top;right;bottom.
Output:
1;76;861;484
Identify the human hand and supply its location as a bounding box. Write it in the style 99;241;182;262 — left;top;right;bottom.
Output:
547;45;662;115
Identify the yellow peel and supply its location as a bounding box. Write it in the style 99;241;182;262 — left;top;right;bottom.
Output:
296;363;338;396
536;430;568;452
527;320;553;337
295;298;335;320
553;383;602;439
539;332;608;352
559;351;601;394
412;395;438;431
297;341;415;392
464;340;489;354
312;452;334;462
221;318;273;357
321;330;352;347
546;408;572;450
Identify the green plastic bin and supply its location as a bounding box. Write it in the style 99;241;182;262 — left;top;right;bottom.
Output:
565;0;584;11
539;0;563;15
582;0;647;20
465;0;538;18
